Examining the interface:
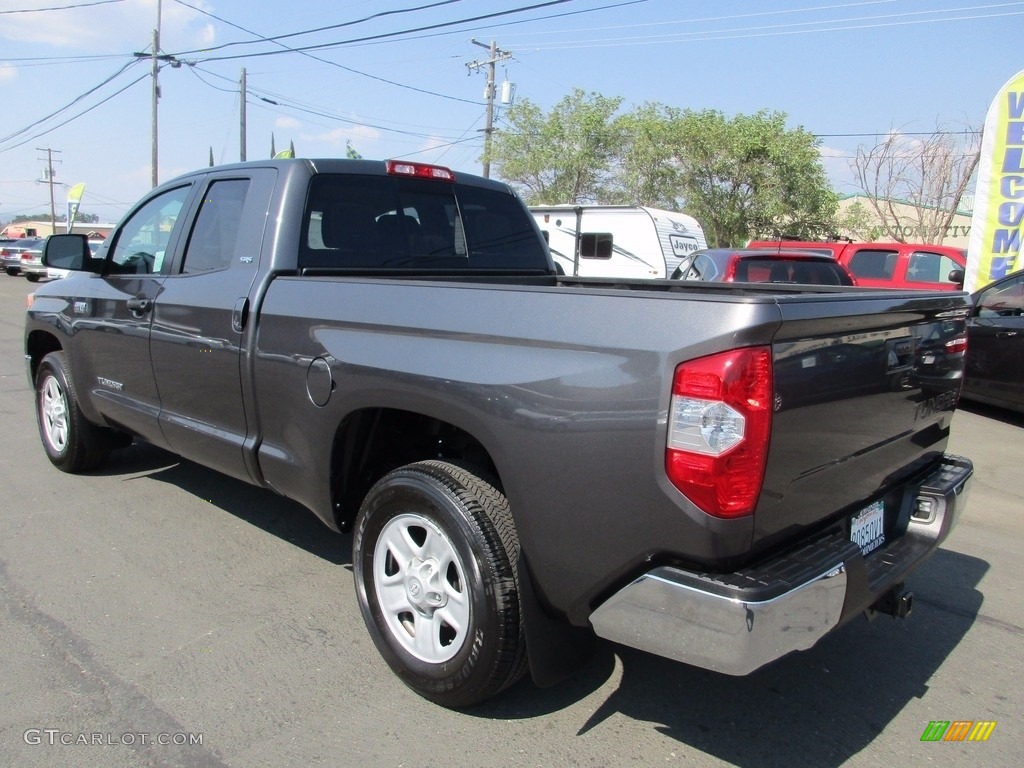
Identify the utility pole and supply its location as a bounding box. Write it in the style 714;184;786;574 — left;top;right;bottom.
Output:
36;147;61;234
240;68;247;161
466;39;511;178
133;1;190;187
130;0;162;187
150;24;159;188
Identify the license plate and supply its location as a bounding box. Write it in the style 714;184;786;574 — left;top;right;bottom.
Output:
851;500;885;556
922;354;935;364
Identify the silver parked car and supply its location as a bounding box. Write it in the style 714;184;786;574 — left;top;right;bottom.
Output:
1;237;45;276
19;238;48;282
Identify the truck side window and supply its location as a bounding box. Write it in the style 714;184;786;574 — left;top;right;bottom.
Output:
847;249;897;280
180;179;252;274
107;185;191;275
976;276;1024;318
907;251;959;285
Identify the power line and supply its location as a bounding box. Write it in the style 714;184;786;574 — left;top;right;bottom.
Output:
174;0;481;105
170;0;471;54
0;0;126;14
350;0;648;49
1;72;149;154
507;3;1024;50
187;64;476;140
0;59;140;147
181;0;584;62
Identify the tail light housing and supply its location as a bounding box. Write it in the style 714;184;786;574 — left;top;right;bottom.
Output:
944;335;968;355
666;346;772;518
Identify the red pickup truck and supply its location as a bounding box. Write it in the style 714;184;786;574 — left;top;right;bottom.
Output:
748;240;966;290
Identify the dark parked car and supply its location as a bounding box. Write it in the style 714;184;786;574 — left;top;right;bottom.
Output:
1;237;45;276
962;269;1024;413
671;248;856;286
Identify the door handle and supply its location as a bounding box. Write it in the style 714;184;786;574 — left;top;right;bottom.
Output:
996;331;1019;338
127;297;152;315
232;297;250;332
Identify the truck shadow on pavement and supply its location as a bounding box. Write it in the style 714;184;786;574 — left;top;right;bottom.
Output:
95;440;989;767
94;441;351;565
477;548;989;767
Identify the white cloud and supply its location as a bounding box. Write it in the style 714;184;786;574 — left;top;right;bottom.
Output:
301;125;381;147
0;0;215;51
275;116;302;130
198;23;216;47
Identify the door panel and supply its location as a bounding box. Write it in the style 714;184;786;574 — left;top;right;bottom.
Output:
965;274;1024;408
68;184;193;443
149;173;273;481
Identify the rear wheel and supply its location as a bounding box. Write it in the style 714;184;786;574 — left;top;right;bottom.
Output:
353;460;526;707
26;273;40;283
35;351;112;472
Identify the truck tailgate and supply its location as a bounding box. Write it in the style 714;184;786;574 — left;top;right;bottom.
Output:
754;290;970;551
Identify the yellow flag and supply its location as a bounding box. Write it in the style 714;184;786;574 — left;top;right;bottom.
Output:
965;70;1024;293
66;182;86;232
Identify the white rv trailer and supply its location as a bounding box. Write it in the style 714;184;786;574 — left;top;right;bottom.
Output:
530;205;707;279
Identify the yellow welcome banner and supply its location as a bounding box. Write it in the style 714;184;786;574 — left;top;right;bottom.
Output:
966;70;1024;293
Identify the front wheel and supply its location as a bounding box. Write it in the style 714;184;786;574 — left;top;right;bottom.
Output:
26;273;40;283
353;461;526;708
35;352;111;472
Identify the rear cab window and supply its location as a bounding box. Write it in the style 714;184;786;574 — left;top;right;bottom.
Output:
180;179;252;275
738;258;853;285
300;174;549;273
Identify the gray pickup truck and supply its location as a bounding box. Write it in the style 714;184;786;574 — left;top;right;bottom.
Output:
26;158;973;708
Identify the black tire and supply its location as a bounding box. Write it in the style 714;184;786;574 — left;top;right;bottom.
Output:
5;267;19;276
26;273;40;283
35;351;112;472
353;460;527;708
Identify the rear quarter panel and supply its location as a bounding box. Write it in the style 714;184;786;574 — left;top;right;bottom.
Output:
252;277;785;622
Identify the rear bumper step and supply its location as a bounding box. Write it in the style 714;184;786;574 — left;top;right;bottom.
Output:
588;454;972;675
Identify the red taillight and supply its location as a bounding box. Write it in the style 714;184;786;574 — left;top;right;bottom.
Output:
945;336;968;355
385;159;455;182
666;347;772;518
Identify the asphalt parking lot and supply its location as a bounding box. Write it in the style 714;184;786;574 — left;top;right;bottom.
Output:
1;273;1022;768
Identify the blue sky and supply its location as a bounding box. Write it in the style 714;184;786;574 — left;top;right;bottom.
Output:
1;0;1020;224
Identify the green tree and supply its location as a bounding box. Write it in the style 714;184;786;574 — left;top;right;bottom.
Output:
836;199;884;240
489;88;624;204
491;92;837;246
673;109;837;246
606;102;684;208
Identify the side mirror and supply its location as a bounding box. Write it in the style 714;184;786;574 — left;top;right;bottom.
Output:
947;268;965;288
43;234;98;273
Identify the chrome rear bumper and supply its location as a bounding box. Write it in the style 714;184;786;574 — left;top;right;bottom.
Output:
589;454;973;675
